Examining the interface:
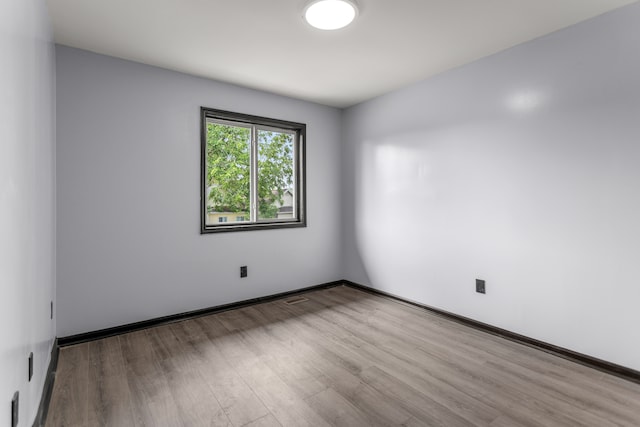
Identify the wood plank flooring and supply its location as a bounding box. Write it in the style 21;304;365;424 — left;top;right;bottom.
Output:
46;285;640;426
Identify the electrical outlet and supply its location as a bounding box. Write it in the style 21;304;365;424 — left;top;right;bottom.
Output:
240;266;248;278
28;352;34;381
11;391;19;427
476;279;486;294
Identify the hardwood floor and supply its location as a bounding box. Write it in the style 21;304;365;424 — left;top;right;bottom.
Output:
46;285;640;426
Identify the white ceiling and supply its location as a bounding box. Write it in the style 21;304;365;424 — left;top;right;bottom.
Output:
46;0;636;108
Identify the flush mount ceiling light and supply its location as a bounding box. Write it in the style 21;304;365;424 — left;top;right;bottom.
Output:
304;0;359;30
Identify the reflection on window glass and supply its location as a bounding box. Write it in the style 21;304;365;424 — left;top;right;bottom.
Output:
205;122;250;226
257;129;294;221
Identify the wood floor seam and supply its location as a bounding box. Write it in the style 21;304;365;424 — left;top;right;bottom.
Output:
45;286;640;427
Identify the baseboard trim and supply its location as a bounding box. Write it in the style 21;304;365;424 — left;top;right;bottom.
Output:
58;280;344;347
343;280;640;385
32;338;59;427
55;278;640;385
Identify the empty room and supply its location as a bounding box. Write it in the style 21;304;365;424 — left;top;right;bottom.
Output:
3;0;640;426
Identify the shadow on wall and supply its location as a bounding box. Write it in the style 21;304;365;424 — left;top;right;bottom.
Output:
344;1;640;371
351;105;640;347
353;124;524;303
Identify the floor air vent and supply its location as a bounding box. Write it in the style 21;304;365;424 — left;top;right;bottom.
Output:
283;296;309;305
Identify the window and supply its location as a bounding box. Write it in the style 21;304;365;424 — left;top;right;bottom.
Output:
201;108;306;233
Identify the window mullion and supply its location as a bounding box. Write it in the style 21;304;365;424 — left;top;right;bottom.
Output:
292;132;298;219
250;125;259;222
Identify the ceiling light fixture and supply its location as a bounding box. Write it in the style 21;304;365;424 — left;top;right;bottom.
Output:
304;0;359;30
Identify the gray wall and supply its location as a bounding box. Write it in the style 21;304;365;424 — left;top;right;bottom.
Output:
0;0;56;424
56;46;343;337
342;3;640;371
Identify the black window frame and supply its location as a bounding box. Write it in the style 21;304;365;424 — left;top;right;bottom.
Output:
200;107;307;234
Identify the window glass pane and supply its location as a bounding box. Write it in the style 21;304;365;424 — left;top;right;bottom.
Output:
205;121;251;225
257;128;295;221
201;107;305;233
